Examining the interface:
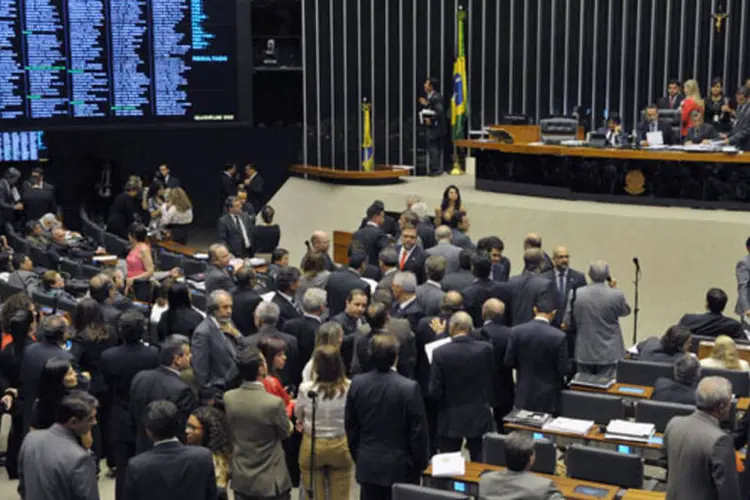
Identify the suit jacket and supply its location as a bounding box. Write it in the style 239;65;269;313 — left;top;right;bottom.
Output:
637;119;677;144
20;342;74;433
635;337;684;363
224;381;293;497
441;269;475;293
353;318;416;378
393;298;425;333
18;424;99;500
429;335;494;438
479;469;563;500
541;267;587;326
451;229;475;251
736;254;750;316
352;223;389;266
219;172;237;209
271;292;302;330
377;268;398;296
657;94;684;110
652;377;696;405
424;90;446;142
417;220;436;249
679;312;745;340
108;192;146;238
252;224;281;254
565;283;631;364
232;287;264;336
729;109;750;151
664;410;740;500
463;278;515;327
396;244;426;283
281;314;322;373
129;366;198;453
157;306;204;342
331;311;365;375
414;314;451;397
492;257;512;283
507;271;556;326
125;441;217;500
416;281;444;317
100;343;159;444
244;172;265;211
22;181;56;222
204;263;236;295
8;269;38;292
473;321;516;416
217;212;254;258
345;370;429;486
325;268;371;316
686;123;720;144
505;319;570;414
0;178;17;225
191;317;242;394
245;325;301;388
426;241;462;274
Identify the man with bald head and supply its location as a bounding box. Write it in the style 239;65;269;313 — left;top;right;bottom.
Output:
508;248;557;326
564;260;631;378
426;225;462;273
306;230;335;271
523;233;553;273
542;246;587;328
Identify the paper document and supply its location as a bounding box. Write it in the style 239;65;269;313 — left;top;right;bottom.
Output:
542;417;595;436
646;131;664;145
431;452;465;477
605;419;655;438
92;255;117;262
193;253;209;260
425;337;452;364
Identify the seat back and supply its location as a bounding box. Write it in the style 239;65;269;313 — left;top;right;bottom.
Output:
616;359;674;386
104;232;129;258
0;280;24;301
559;390;624;425
566;444;644;489
183;258;207;276
634;399;695;433
28;244;54;270
700;367;750;397
392;484;469;500
31;290;60;311
59;258;82;279
158;250;184;271
81;216;104;246
482;432;556;474
6;224;29;254
81;263;102;280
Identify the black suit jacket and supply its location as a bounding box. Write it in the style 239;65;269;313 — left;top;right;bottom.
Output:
352;223;389;266
331;311;364;375
129;366;199;454
219;172;237;210
463;278;514;327
345;370;429;486
396;244;426;284
729;109;750;151
20;342;74;433
473;321;516;417
217;213;254;258
504;319;570;413
325;268;371;316
686;123;720;144
245;325;301;389
657;94;684;111
541;267;587;326
232;287;264;336
204;264;236;295
652;377;696;405
0;178;17;225
22;181;56;221
679;312;745;340
271;292;302;330
252;224;281;254
162;175;180;189
393;299;425;333
125;441;217;500
637;119;677;144
414;314;450;397
108;192;146;238
429;335;494;438
243;172;265;211
157;307;204;342
281;315;322;372
507;271;556;326
424;91;446;142
417;220;436;249
441;270;474;293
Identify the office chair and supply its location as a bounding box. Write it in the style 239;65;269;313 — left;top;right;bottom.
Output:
28;244;54;271
31;290;60;311
0;281;24;301
81;216;105;246
103;232;130;258
183;258;207;276
616;359;674;386
566;444;644;489
559;390;624;425
634;400;695;433
5;224;29;254
701;367;750;397
391;484;469;500
158;250;184;272
59;258;82;280
81;263;102;280
482;432;556;474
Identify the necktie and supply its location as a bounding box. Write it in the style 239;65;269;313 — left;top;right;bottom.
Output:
557;272;566;308
399;249;407;270
651;122;657;133
233;215;251;249
670;97;674;109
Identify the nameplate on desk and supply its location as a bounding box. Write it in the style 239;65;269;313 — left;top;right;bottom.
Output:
573;485;611;498
617;386;646;395
647;435;663;445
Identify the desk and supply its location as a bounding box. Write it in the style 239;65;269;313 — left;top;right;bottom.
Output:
504;422;663;451
698;340;750;363
621;491;666;500
459;140;750;211
333;231;353;265
423;461;619;500
155;240;204;258
572;383;654;400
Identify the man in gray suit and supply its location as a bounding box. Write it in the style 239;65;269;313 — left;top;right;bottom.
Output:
191;290;244;398
8;252;38;292
225;346;293;500
426;225;462;274
416;255;446;317
735;236;750;324
205;243;238;295
19;391;100;500
376;247;399;297
450;213;476;251
564;261;631;378
478;432;563;500
664;376;740;500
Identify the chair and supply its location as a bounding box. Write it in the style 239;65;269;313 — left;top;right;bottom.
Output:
158;250;184;271
634;400;695;433
0;281;24;301
28;244;54;271
616;359;674;387
104;232;129;258
392;484;469;500
183;258;207;276
59;258;82;279
81;263;102;280
5;224;29;254
482;432;556;475
56;297;79;315
31;290;60;312
566;444;644;489
191;290;206;311
700;367;750;397
81;215;104;246
559;390;624;425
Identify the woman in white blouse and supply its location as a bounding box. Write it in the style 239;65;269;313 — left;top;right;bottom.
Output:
301;321;344;384
161;187;194;244
296;345;352;500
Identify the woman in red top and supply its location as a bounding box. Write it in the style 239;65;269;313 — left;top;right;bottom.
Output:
681;79;705;138
258;336;294;417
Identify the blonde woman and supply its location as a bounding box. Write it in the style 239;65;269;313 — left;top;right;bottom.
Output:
700;335;750;371
301;321;344;383
681;79;705;137
161;187;193;244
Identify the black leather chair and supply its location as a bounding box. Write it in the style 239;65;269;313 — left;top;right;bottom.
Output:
392;484;469;500
183;258;207;276
0;281;24;301
5;224;29;254
158;250;184;271
28;244;54;271
81;263;102;280
81;216;104;246
616;359;674;387
191;290;206;312
701;367;750;397
482;432;556;474
59;258;82;280
559;390;624;425
566;444;644;489
634;400;695;433
31;290;60;312
104;232;130;258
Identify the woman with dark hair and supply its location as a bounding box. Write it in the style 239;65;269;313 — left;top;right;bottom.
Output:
252;205;281;254
296;252;331;303
705;77;733;133
435;185;465;226
636;324;692;363
157;282;204;342
1;293;33;348
186;406;232;497
29;357;80;430
258;336;295;417
125;222;154;291
296;345;352;500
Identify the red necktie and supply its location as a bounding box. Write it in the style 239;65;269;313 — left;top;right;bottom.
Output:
670;97;674;109
399;249;407;270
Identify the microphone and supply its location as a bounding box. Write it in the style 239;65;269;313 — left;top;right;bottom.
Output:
633;257;640;271
307;390;318;399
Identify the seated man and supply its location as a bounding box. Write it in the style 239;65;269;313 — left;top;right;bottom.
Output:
47;227;105;265
39;270;78;303
478;432;563;500
653;354;700;405
8;252;39;291
638;103;677;145
679;288;744;340
685;109;720;144
25;220;49;248
597;113;627;147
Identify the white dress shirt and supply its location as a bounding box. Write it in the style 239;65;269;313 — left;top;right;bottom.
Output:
295;381;350;438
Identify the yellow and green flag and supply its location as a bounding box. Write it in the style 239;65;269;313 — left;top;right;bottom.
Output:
451;8;469;141
361;101;374;172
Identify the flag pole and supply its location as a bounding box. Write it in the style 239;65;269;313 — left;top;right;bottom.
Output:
450;6;466;176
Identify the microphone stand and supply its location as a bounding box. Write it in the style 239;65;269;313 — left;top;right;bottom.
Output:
307;390;318;500
632;261;641;345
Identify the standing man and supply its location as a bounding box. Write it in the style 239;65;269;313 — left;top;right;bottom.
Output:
735;236;750;326
396;224;426;283
307;230;335;271
218;196;254;258
664;376;740;499
542;246;587;327
426;226;462;274
332;288;369;374
392;271;425;332
508;248;556;326
219;164;238;212
352;204;389;267
157;164;180;189
416;255;446;317
419;77;446;177
325;249;371;316
272;267;303;329
205;243;238;294
728;88;750;151
225;346;293;500
463;252;514;327
657;79;684;110
242;164;265;212
450;213;475;250
565;261;631;378
0;167;22;232
22;167;57;222
346;334;429;500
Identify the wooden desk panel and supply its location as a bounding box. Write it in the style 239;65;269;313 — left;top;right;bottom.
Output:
572;383;653;399
333;231;353;265
698;341;750;363
155;240;204;258
621;490;666;499
485;125;586;144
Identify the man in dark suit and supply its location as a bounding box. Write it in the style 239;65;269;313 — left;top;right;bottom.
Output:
419;77;446;176
376;247;399;297
21;167;57;222
396;223;426;283
504;295;570;414
523;233;553;273
429;311;494;461
307;230;336;271
219;164;238;211
125;400;217;500
358;200;399;237
441;249;475;293
450;212;476;251
325;249;371;316
346;334;429;500
191;290;244;398
353;204;389;266
241;164;265;212
8;252;38;292
657;79;684;110
729;88;750;151
541;246;587;328
463;252;514;327
686;109;720;144
0;167;23;231
129;335;198;454
508;248;556;326
204;243;237;295
331;288;368;375
392;271;425;332
416;255;446;317
100;310;159;500
473;298;516;431
271;266;303;329
426;225;462;274
477;236;511;283
638;103;678;145
282;287;327;374
410;202;436;250
246;301;301;389
232;266;264;336
652;354;700;405
90;273;124;327
680;288;745;340
218;196;254;258
157;164;180;189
